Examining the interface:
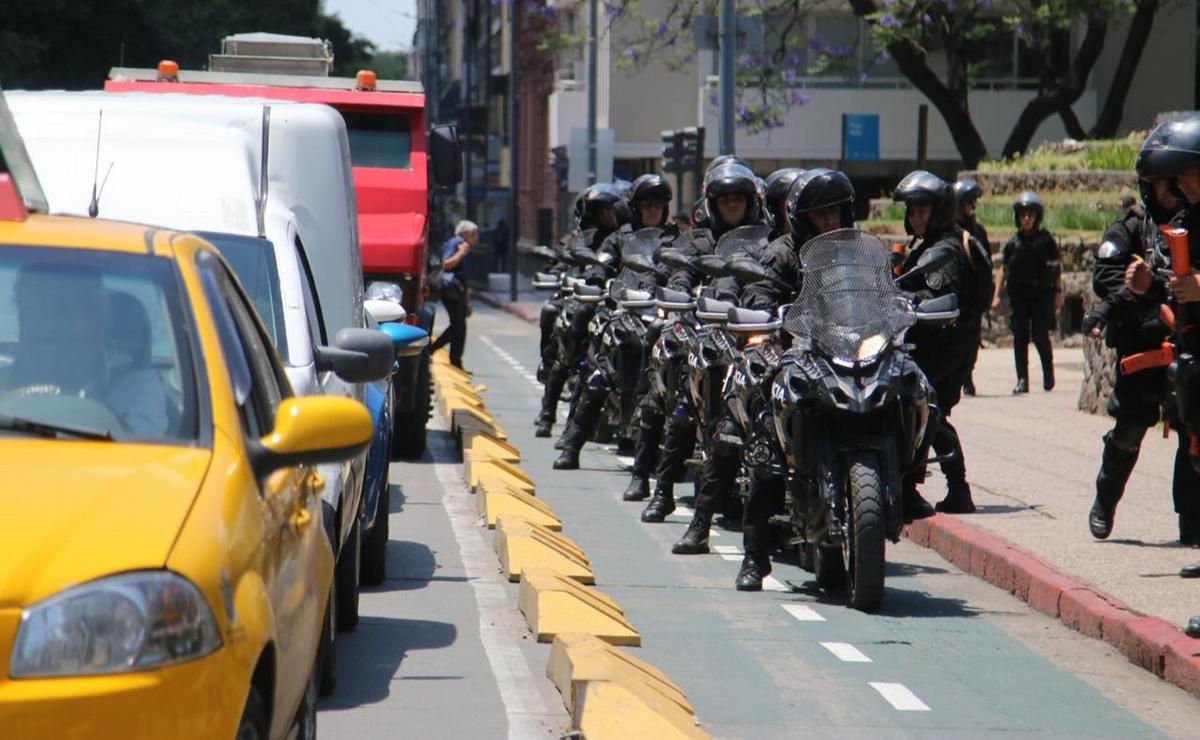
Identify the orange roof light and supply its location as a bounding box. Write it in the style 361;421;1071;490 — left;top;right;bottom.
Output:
156;60;180;82
355;70;378;91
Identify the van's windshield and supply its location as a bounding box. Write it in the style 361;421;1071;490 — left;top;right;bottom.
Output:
340;110;411;170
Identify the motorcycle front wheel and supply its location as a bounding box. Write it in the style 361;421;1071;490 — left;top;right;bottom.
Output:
845;451;887;612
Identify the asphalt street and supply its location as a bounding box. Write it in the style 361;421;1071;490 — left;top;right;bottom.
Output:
318;304;1200;739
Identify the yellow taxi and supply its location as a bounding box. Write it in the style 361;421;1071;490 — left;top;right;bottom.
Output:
0;201;373;736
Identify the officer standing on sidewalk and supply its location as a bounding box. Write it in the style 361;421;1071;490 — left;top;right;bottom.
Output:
955;179;990;397
993;192;1062;394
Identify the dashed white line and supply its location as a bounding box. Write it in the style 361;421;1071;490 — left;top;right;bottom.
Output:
673;505;694;517
870;682;931;712
761;575;790;592
821;642;872;663
781;604;825;621
712;544;744;562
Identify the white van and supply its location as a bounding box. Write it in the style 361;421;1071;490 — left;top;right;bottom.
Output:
9;90;385;634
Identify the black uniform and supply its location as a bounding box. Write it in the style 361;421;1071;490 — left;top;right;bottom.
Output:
1002;229;1060;387
958;214;990;395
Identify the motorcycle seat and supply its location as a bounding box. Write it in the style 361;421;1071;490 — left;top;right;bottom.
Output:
726;307;778;332
574;283;604;303
656;287;695;311
696;297;735;323
618;288;656;309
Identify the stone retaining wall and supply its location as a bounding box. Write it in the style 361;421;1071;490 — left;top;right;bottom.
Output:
956;170;1138;195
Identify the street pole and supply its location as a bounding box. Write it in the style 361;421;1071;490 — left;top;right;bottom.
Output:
508;0;520;302
587;0;598;185
718;0;736;155
462;0;474;224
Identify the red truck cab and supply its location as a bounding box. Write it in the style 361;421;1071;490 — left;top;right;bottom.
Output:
106;33;459;457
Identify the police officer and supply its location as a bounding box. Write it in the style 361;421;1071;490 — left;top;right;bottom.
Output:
640;162;764;524
1088;116;1200;546
954;179;990;397
534;183;624;438
763;167;806;241
895;171;982;518
732;168;857;590
994;192;1061;393
553;174;676;469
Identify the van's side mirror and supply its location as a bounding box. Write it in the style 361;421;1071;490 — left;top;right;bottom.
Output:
314;328;395;383
430;124;462;187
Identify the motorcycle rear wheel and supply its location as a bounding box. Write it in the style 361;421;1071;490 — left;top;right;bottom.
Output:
845;452;886;612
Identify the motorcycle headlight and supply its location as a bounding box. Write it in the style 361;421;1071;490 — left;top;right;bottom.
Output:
857;334;886;362
366;281;405;305
10;571;222;678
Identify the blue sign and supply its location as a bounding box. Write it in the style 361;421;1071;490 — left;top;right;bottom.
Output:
842;114;880;163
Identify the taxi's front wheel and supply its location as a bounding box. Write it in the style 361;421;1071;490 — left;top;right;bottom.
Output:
236;686;269;740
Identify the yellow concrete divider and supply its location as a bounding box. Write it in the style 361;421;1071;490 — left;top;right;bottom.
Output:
517;567;640;646
437;386;484;418
467;457;534;494
477;480;562;530
495;515;594;584
451;405;502;440
547;633;708;740
467;433;521;463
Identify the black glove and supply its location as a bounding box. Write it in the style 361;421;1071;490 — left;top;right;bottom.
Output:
1082;310;1107;337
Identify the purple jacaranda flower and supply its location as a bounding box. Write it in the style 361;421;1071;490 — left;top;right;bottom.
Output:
782;67;798;85
879;15;899;28
791;91;811;105
623;47;638;60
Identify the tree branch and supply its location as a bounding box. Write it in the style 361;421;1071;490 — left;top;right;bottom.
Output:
1089;0;1160;138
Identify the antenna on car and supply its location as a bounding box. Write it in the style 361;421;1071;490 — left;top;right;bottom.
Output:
256;106;270;239
87;110;112;218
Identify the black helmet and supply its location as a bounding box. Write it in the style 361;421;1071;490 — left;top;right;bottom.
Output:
1135;115;1200;223
628;174;672;228
578;183;624;229
691;197;708;227
703;163;760;231
894;170;956;237
1012;191;1044;230
764;168;806;235
953;179;983;206
787;168;855;243
706;154;749;176
613;178;633;197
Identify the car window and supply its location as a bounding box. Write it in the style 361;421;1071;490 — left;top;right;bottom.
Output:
215;264;287;439
338;110;411;169
201;233;289;361
0;245;198;443
294;237;327;347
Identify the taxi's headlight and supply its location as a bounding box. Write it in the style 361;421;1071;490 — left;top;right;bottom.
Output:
366;281;404;305
10;571;221;678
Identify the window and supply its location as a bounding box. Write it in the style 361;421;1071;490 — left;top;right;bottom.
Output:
200;232;289;360
216;265;287;439
294;237;328;347
338;110;412;169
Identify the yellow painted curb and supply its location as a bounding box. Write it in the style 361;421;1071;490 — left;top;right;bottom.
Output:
438;387;484;416
467;433;521;462
495;515;593;584
477;481;561;530
451;406;501;439
467;457;534;493
517;567;640;646
547;633;708;739
461;424;508;445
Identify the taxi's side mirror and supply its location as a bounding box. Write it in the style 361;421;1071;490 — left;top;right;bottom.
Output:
253;396;372;477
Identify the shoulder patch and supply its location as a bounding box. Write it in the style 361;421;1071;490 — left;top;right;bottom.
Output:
1097;240;1122;260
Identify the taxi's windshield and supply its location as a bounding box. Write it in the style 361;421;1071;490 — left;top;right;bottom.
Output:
0;245;198;443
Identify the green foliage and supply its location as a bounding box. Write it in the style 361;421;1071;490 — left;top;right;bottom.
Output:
874;191;1131;235
977;135;1143;172
0;0;374;90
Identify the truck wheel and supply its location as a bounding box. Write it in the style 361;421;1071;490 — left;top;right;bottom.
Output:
846;451;886;612
361;483;389;587
392;347;430;459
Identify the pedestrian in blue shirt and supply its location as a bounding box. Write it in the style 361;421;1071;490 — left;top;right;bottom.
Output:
430;220;477;368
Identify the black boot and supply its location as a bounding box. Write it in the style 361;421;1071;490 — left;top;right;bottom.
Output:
622;475;650;502
617;436;635;455
641;481;675;522
963;378;976;397
735;553;772;591
1088;498;1117;540
672;508;713;554
903;486;935;523
936;480;976;514
1012;378;1029;394
553;434;567;450
1092;431;1138;539
1180;514;1200;547
553;447;580;470
1043;363;1056;391
1186;616;1200;637
534;412;553;438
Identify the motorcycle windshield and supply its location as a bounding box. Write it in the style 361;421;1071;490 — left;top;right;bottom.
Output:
617;227;662;289
783;228;915;362
715;224;772;259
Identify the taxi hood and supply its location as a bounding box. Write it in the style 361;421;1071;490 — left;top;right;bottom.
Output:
0;441;210;607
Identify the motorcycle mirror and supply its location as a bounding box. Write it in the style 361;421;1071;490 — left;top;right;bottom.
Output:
694;254;729;278
658;248;691;271
915;293;960;324
895;245;956;288
727;256;768;284
623;254;655;273
530;244;559;263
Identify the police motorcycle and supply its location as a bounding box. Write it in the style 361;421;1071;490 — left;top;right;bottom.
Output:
768;228;959;611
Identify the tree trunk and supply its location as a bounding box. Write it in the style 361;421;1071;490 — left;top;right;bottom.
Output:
1059;106;1088;140
847;0;989;167
1000;17;1107;158
1089;0;1160;138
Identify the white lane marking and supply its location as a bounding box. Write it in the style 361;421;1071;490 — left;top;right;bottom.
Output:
674;505;694;517
430;436;567;736
781;604;825;621
712;544;744;562
479;335;543;391
821;642;872;663
761;575;789;592
870;682;931;712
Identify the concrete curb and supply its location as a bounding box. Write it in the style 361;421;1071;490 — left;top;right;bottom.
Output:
905;515;1200;698
475;291;539;324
